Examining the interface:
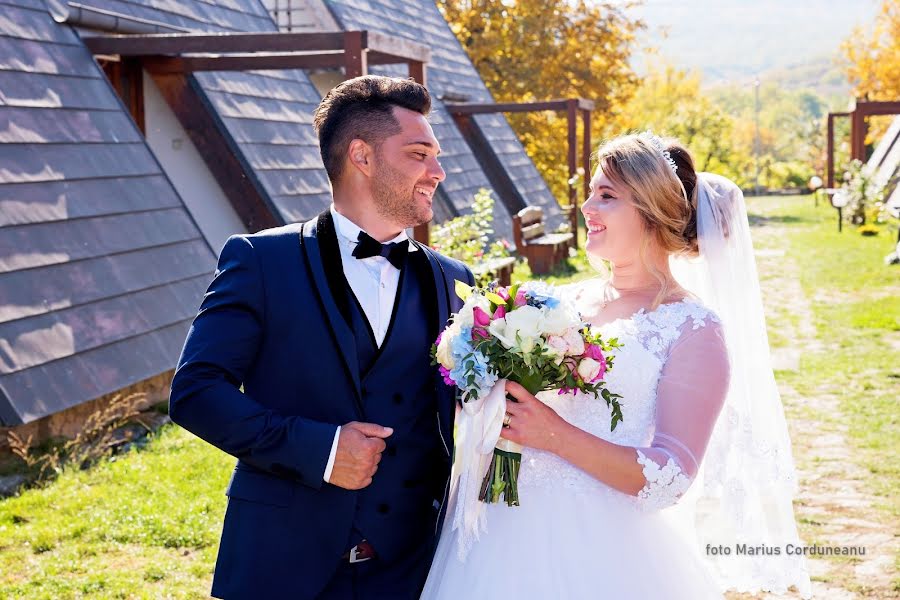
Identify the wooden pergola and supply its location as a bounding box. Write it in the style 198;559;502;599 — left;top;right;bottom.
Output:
84;31;430;236
826;100;900;188
446;98;595;247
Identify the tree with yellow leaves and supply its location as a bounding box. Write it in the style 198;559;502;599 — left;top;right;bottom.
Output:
437;0;644;202
843;0;900;101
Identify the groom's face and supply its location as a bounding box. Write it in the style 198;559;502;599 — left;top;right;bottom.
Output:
369;106;445;230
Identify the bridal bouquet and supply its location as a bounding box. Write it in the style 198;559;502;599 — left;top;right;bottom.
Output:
432;281;622;508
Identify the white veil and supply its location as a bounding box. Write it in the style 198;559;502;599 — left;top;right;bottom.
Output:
670;173;813;597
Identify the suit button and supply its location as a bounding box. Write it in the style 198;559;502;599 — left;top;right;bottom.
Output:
377;503;390;515
392;393;403;405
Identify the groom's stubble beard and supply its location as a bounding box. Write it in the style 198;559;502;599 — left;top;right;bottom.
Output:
370;150;433;230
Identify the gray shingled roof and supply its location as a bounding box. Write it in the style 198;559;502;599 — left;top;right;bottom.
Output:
324;0;565;237
0;0;566;424
0;0;218;425
74;0;343;223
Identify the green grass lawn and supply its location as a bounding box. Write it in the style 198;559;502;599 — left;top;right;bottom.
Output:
1;195;897;598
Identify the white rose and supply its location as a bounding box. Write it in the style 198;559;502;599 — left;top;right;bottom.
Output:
541;306;572;336
436;335;455;369
502;305;543;353
577;357;602;382
487;318;513;349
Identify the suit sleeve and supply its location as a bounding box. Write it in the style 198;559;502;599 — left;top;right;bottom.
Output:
169;235;336;490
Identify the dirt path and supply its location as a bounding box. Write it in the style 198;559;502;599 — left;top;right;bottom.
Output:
735;223;898;599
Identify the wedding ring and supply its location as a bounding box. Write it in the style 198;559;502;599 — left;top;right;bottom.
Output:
503;413;512;428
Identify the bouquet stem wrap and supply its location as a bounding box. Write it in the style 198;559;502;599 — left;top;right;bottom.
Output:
451;379;511;560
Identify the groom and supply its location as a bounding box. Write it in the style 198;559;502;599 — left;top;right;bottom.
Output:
169;75;472;599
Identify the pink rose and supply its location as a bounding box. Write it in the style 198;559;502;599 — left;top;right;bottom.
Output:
546;335;569;356
561;328;586;356
493;305;507;320
514;289;528;307
584;344;604;362
473;306;492;328
496;287;510;301
439;365;454;386
471;327;490;340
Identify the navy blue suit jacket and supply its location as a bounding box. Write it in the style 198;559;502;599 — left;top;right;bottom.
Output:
169;215;472;598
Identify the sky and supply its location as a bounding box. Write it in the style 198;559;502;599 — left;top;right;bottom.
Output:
624;0;881;83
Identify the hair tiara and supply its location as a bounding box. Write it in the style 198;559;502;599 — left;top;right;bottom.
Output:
639;130;678;175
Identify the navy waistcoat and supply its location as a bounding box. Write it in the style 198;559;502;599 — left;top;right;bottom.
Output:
343;252;447;562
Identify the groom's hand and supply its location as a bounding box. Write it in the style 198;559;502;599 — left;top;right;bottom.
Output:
329;422;393;490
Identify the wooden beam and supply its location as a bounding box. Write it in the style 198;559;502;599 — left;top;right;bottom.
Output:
83;30;429;65
143;51;348;73
446;98;594;115
567;99;578;208
147;71;282;232
827;113;836;189
343;31;366;79
447;100;569;115
854;100;900;117
579;107;591;249
85;31;348;56
366;30;430;63
851;107;867;161
407;60;426;86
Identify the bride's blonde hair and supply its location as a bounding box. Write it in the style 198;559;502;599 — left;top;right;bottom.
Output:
592;133;700;307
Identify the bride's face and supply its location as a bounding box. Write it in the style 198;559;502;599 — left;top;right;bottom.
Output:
581;167;646;266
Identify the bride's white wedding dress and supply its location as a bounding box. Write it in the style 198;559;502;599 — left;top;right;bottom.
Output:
423;285;728;599
423;173;814;598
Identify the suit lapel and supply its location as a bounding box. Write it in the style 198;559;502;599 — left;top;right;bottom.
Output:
411;240;455;453
300;213;363;416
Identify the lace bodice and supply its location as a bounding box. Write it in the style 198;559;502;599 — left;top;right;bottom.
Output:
517;281;727;511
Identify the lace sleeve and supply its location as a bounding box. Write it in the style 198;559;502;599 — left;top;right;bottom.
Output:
633;318;730;511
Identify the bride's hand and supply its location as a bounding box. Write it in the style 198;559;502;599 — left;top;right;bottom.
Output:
500;381;569;454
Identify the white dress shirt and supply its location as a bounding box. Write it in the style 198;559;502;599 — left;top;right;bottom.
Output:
323;206;410;483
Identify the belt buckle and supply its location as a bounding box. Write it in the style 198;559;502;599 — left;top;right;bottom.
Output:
349;544;372;564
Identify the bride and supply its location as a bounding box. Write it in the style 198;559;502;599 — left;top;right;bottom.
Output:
422;133;812;599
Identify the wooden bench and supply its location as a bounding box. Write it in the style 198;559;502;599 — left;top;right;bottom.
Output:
472;255;517;287
512;206;574;274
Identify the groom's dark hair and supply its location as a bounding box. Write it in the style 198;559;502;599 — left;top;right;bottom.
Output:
313;75;432;184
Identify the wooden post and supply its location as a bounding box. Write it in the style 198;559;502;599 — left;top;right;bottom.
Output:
408;60;426;86
851;107;866;162
827;112;836;189
343;31;367;79
413;222;429;245
566;99;578;208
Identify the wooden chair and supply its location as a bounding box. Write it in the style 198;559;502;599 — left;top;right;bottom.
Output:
512;206;574;274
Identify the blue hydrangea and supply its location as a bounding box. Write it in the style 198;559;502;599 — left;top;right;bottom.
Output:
448;331;498;400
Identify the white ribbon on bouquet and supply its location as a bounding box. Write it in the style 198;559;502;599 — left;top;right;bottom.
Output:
448;379;523;560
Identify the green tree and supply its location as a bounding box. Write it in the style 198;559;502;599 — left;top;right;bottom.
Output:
616;66;749;185
437;0;644;201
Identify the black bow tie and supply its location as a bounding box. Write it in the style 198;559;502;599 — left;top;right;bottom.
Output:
352;231;408;269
